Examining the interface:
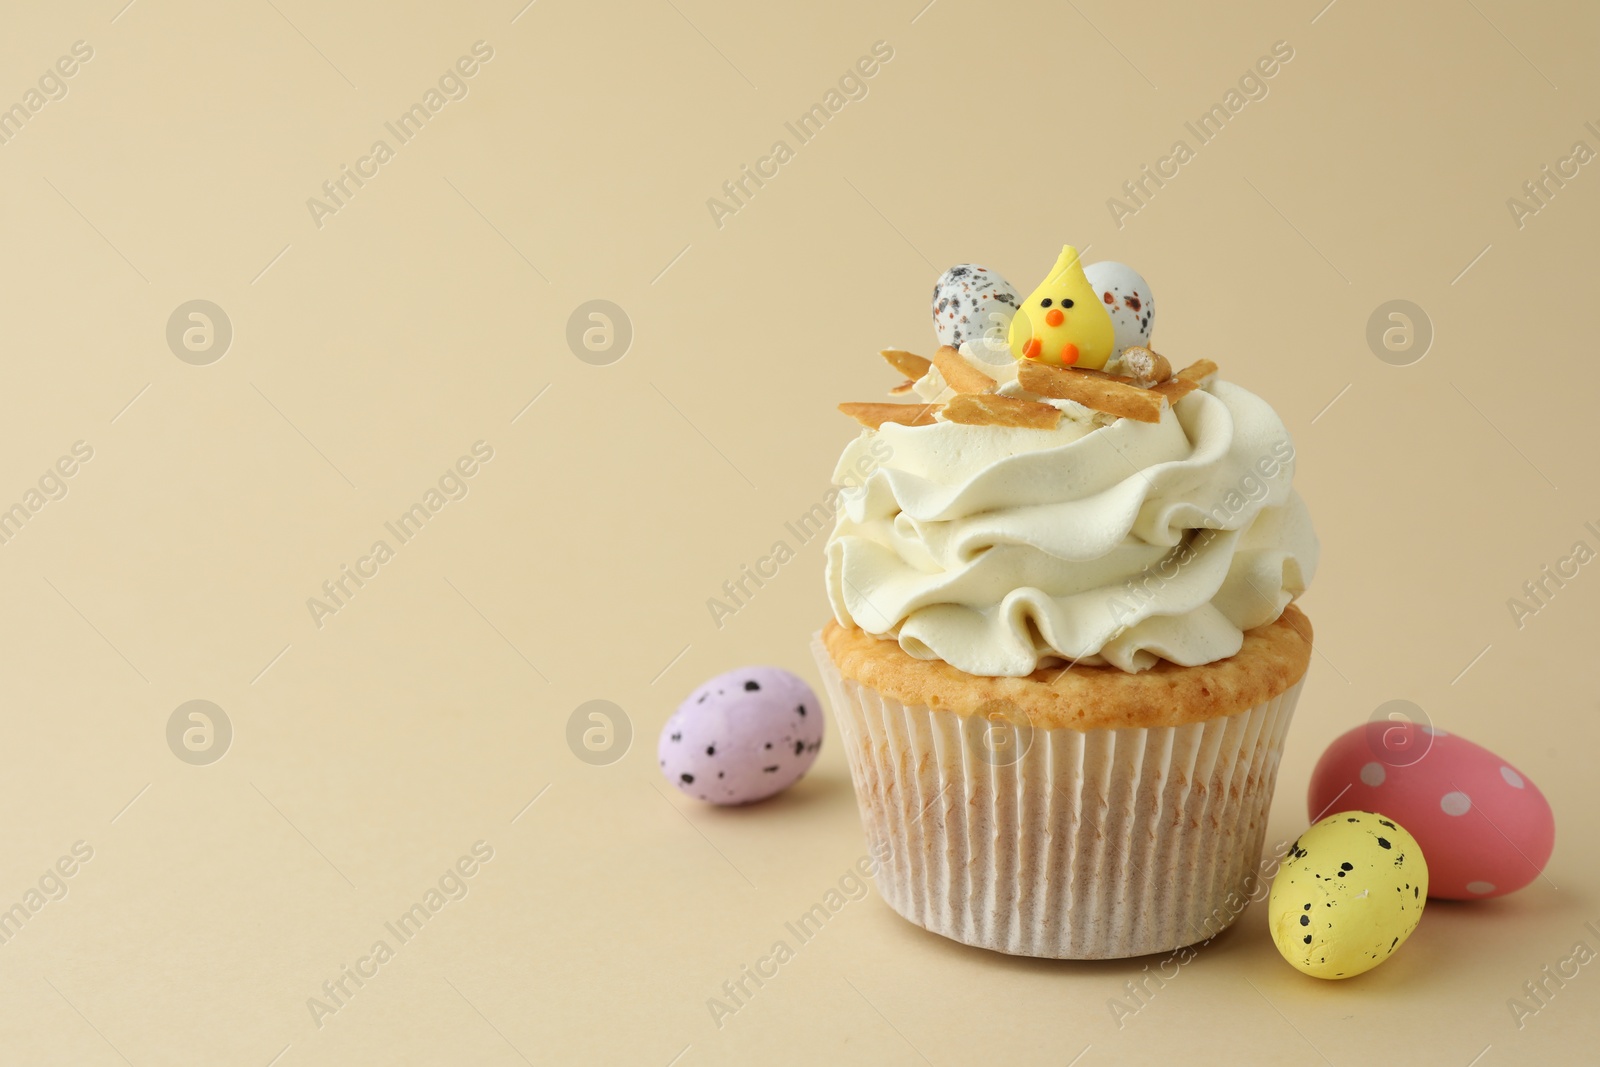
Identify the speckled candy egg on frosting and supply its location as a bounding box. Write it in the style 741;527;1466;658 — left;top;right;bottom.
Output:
1083;260;1155;361
931;264;1020;348
659;667;824;805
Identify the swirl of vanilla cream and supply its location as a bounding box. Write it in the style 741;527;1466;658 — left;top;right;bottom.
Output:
824;347;1318;676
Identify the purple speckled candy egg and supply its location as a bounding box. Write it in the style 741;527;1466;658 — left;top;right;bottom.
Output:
659;666;823;805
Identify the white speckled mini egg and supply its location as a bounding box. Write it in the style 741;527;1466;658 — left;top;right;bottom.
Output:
1083;261;1154;359
658;666;824;805
931;264;1020;348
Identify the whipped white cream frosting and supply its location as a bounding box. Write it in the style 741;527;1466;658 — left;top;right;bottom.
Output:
824;346;1317;676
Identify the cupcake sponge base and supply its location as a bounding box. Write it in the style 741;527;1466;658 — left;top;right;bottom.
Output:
812;617;1309;959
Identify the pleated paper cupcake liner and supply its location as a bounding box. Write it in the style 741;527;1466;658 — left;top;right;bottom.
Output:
812;632;1304;960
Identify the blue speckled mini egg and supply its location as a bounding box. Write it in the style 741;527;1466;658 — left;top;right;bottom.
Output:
659;667;824;805
931;264;1020;347
1083;260;1155;359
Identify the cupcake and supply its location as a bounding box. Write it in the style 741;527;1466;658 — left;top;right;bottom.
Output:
813;245;1318;959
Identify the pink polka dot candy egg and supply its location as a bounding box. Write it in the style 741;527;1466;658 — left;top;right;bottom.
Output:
1308;723;1554;900
659;666;824;805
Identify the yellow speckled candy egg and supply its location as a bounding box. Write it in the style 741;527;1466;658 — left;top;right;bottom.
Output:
1268;810;1428;979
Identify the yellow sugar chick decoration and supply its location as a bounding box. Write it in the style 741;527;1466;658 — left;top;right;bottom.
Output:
1007;245;1116;369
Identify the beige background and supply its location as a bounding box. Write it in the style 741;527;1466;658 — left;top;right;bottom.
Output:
0;0;1596;1063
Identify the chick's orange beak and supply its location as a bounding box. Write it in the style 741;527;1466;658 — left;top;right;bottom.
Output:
1044;308;1065;327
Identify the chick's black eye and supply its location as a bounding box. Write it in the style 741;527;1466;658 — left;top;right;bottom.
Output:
1061;299;1074;308
1040;298;1052;308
